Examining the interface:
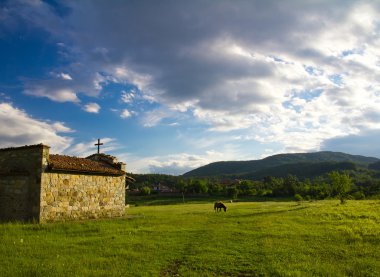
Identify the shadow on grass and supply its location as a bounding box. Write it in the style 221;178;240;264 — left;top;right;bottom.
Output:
228;206;309;218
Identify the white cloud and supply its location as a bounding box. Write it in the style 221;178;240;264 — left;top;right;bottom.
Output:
83;102;100;113
59;73;72;80
120;109;132;119
0;102;73;153
113;66;153;93
4;1;380;159
25;86;79;103
52;122;74;133
121;90;135;103
122;139;258;175
141;109;171;127
122;151;227;175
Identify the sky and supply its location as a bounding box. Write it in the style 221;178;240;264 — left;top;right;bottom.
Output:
1;0;380;175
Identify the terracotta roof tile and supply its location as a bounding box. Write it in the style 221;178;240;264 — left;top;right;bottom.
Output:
49;154;125;175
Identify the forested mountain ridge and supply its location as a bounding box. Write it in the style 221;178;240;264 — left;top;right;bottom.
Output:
238;161;357;180
130;151;380;200
183;151;380;178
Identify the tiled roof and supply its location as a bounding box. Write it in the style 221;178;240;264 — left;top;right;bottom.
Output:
48;154;125;175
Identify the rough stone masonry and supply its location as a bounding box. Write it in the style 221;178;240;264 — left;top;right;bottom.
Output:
0;144;127;223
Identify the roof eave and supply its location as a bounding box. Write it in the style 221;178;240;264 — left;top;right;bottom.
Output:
47;167;126;176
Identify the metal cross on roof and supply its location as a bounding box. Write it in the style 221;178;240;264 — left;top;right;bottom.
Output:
94;138;103;154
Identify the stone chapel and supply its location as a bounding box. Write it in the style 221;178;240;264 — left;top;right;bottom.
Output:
0;144;129;222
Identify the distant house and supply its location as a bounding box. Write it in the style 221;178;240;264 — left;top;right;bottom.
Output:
0;144;131;222
153;183;173;193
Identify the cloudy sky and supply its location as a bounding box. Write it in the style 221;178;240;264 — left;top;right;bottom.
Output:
1;0;380;174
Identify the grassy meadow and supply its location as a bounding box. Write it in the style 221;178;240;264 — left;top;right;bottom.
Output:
0;200;379;276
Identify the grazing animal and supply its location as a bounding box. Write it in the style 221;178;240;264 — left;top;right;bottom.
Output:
214;201;227;212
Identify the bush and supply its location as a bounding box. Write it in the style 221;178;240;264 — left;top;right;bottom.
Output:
294;194;303;202
247;189;257;196
140;186;151;196
351;191;365;200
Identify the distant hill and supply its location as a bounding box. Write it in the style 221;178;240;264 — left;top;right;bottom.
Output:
239;161;357;180
183;151;380;178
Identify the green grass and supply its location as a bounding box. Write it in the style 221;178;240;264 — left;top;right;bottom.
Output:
0;200;379;276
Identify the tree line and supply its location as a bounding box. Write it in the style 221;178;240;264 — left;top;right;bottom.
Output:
129;168;380;201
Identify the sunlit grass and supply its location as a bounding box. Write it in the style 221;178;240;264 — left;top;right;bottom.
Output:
0;200;379;276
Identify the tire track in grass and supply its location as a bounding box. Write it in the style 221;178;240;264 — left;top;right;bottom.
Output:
159;204;223;276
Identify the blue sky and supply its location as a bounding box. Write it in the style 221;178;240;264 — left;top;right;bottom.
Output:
1;0;380;174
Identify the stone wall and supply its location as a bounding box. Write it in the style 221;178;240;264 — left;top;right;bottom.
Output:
0;145;49;221
0;175;30;221
40;172;125;222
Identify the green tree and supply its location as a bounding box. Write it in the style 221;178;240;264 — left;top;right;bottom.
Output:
238;180;255;195
328;171;353;204
283;174;299;196
227;186;238;199
175;179;187;193
208;183;223;195
140;186;151;196
187;179;208;194
263;176;284;196
195;179;208;194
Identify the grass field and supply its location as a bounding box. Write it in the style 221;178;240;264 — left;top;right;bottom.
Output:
0;200;379;276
